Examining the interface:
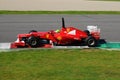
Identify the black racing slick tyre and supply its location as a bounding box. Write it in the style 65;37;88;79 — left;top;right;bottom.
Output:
84;30;90;36
85;36;96;47
29;30;37;33
27;36;40;47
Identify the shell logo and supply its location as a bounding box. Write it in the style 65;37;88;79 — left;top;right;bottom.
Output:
46;34;49;38
67;28;70;33
57;36;62;41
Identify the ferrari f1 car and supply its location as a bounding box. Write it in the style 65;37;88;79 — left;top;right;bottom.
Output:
11;18;100;48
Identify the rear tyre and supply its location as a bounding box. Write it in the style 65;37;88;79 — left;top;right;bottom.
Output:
85;36;96;47
84;30;90;36
27;36;40;47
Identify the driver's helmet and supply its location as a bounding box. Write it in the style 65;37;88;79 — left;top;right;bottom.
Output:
55;29;60;33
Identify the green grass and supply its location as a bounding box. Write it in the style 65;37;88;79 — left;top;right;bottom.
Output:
1;11;120;14
0;49;120;80
93;0;120;1
101;0;120;1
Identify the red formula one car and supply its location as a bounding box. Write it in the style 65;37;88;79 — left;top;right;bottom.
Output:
11;18;100;48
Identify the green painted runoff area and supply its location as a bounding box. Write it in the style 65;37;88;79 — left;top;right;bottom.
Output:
98;42;120;49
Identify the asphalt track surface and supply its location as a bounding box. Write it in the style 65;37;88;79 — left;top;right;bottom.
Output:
0;15;120;42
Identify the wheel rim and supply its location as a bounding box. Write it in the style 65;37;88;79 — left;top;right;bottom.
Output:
31;40;37;46
88;39;95;46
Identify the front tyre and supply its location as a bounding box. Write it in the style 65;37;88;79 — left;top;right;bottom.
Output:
27;36;40;47
29;30;37;33
85;36;96;47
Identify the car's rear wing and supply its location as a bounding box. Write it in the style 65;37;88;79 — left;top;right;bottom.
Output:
87;25;100;34
87;25;100;39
